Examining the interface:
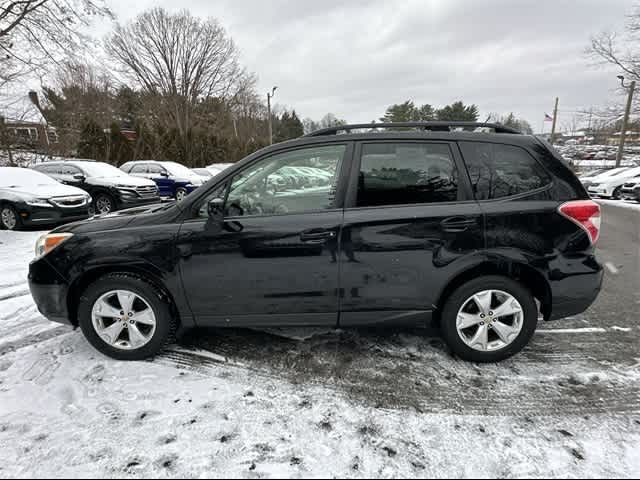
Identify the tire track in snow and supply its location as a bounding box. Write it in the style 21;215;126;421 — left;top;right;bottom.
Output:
157;328;640;417
0;326;70;356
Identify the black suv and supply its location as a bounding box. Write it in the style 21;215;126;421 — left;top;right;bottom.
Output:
32;160;160;214
28;123;603;363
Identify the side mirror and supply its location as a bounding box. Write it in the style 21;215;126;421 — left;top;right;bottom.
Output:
207;197;225;223
73;173;86;182
160;171;169;178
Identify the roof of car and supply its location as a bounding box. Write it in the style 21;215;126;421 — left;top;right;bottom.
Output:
33;159;98;166
304;122;523;137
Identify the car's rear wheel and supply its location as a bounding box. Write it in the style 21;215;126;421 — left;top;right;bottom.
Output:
94;193;115;214
175;187;188;202
78;273;176;360
440;276;538;363
0;204;22;231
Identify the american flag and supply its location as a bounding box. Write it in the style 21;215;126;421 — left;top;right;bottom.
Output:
544;113;554;122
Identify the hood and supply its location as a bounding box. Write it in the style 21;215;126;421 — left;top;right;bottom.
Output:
90;176;156;187
175;176;203;186
1;182;88;199
52;202;179;235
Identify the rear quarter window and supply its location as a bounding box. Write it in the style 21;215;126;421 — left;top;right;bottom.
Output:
459;142;552;200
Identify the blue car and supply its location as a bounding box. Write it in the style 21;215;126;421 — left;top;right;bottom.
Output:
120;161;204;202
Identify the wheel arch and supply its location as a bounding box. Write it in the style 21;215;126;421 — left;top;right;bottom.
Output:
434;260;552;324
67;264;181;328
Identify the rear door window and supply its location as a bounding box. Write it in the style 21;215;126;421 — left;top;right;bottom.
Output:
147;164;165;175
459;142;551;200
356;142;459;207
130;164;148;174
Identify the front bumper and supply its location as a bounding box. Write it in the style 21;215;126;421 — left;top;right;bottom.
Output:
588;187;609;197
17;203;91;227
621;188;640;202
28;257;72;325
116;195;162;209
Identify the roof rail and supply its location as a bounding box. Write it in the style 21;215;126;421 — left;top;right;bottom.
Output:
304;122;522;137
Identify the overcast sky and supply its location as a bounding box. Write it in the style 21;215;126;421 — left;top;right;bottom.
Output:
98;0;634;131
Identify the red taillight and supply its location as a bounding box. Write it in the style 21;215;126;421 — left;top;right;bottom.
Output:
558;200;602;245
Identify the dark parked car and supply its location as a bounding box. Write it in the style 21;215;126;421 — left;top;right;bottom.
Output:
120;161;204;202
621;176;640;202
32;160;160;214
29;122;603;363
0;167;92;230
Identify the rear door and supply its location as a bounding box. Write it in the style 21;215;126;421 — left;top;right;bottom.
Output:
339;140;484;326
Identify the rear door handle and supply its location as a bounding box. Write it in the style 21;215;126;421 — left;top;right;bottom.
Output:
441;217;477;233
300;229;336;244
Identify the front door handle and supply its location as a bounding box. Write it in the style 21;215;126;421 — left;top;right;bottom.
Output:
441;217;477;233
300;229;336;244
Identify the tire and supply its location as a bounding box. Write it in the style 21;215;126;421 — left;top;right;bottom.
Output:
612;187;622;200
175;187;188;202
0;204;22;231
78;273;177;361
440;275;538;363
94;193;115;214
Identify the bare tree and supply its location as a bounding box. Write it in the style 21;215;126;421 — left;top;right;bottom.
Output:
589;3;640;82
0;0;112;78
105;8;254;164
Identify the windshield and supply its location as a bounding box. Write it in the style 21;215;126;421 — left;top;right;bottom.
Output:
0;168;59;188
81;162;128;178
162;162;197;178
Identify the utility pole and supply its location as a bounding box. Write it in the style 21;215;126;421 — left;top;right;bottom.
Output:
267;86;277;145
550;97;559;144
616;77;636;168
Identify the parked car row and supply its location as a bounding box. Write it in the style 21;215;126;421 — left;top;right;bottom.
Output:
578;166;640;201
0;159;234;230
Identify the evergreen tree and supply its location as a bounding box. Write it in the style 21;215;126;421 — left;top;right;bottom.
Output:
275;110;304;142
77;119;107;160
436;101;479;122
108;122;134;165
380;101;436;122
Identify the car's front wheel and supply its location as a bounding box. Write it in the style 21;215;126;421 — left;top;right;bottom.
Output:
440;276;538;363
78;273;177;360
0;204;22;231
94;193;115;214
612;187;622;200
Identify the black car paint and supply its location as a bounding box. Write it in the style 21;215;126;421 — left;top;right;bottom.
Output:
32;163;161;210
29;132;603;331
0;185;91;227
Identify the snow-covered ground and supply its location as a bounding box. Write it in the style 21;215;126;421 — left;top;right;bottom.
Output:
598;199;640;212
0;229;639;478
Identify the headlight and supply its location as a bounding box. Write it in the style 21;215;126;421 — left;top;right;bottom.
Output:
26;198;54;208
35;233;73;259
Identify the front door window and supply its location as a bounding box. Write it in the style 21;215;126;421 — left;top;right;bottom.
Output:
224;145;346;217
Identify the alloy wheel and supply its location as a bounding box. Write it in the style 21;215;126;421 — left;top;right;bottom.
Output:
91;290;157;350
1;207;17;230
96;196;113;214
456;290;524;352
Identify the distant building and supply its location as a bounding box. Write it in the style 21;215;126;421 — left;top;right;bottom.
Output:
3;120;58;149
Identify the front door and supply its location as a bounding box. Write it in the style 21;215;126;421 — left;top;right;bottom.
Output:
339;141;484;326
147;164;174;197
177;143;352;326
